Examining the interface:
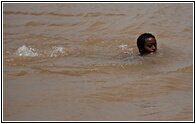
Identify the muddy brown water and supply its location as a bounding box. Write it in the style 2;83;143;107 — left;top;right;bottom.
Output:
3;3;193;121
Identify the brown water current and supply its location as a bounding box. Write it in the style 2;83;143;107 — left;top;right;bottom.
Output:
3;3;193;121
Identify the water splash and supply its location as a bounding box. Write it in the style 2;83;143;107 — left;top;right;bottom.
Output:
14;45;71;58
118;44;133;51
15;45;38;57
119;44;128;50
50;46;65;57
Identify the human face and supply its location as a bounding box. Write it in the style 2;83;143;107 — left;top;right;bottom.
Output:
143;37;157;53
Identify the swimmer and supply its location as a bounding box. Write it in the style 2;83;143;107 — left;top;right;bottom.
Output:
137;33;157;55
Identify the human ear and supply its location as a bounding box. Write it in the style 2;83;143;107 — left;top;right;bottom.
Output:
139;48;143;53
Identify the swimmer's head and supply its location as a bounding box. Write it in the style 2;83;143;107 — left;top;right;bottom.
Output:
137;33;157;55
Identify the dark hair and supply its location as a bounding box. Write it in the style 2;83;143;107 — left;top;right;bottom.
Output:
137;33;155;53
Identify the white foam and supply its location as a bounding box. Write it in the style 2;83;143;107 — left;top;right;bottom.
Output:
16;45;38;57
119;44;128;50
50;46;65;57
118;44;133;51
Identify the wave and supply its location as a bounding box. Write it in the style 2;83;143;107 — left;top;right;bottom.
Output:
4;11;127;17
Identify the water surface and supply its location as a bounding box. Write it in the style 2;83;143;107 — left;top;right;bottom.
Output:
3;3;193;121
